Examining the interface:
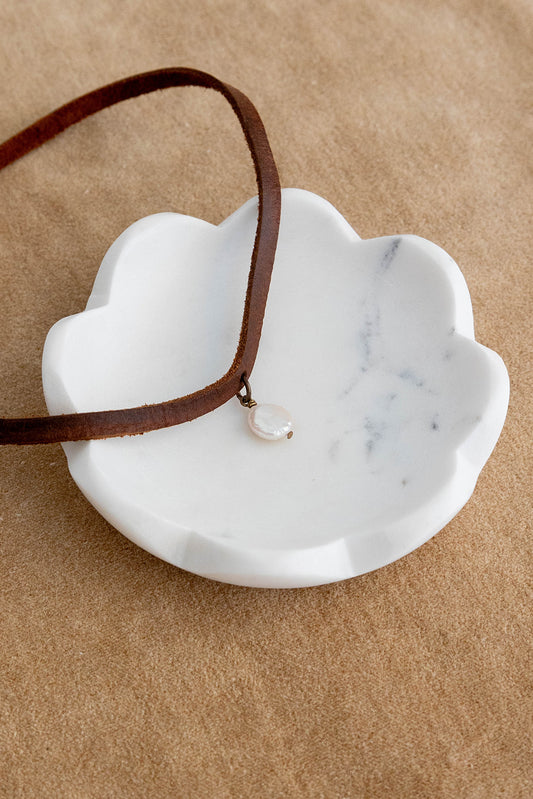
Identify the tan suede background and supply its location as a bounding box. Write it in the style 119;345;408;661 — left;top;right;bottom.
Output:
0;1;531;797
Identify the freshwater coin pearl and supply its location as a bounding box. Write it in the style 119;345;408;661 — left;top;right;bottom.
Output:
248;404;293;441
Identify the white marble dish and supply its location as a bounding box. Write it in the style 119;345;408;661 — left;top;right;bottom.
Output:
42;189;509;587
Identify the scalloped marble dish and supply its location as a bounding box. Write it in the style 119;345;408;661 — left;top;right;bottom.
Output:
42;189;509;587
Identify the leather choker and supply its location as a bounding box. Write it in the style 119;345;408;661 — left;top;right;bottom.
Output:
0;68;281;445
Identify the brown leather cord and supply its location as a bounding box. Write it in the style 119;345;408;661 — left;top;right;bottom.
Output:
0;68;281;445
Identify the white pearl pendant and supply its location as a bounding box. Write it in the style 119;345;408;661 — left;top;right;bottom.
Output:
247;403;293;441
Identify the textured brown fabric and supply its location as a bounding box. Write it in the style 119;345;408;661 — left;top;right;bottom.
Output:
0;68;281;444
0;1;531;797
